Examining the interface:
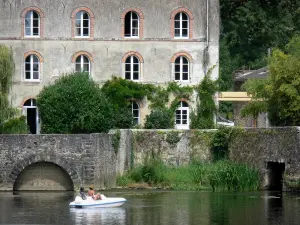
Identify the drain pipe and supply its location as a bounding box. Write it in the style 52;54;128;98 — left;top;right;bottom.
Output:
204;0;209;75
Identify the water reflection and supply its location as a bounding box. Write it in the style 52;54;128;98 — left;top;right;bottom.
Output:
70;207;126;225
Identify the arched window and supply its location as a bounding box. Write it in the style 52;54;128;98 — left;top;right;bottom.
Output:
175;101;189;129
75;11;90;37
25;10;40;36
124;11;139;37
125;55;140;80
132;101;140;125
25;55;40;80
174;12;189;38
175;56;189;81
75;55;90;74
23;98;39;134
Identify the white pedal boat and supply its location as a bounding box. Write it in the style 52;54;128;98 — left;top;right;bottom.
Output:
69;195;127;208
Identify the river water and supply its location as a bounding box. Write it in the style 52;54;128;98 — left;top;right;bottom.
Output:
0;190;300;225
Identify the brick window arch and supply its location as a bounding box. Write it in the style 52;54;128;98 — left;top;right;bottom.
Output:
171;52;193;82
122;51;144;81
121;8;144;39
24;51;43;81
72;51;94;75
21;7;45;38
71;7;95;39
170;7;194;39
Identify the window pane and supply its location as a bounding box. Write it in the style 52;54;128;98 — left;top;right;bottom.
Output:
33;19;39;27
182;115;187;120
83;19;89;27
132;102;139;110
176;120;181;124
75;64;81;72
182;57;188;64
76;12;81;20
25;28;31;36
182;29;188;37
83;64;89;72
133;110;139;117
182;73;189;80
83;28;89;36
32;99;37;106
76;28;81;36
83;12;89;20
25;11;31;19
33;72;39;79
174;29;180;36
182;120;187;124
132;12;138;19
25;63;30;71
182;21;188;29
175;73;180;80
182;13;188;20
133;72;139;80
125;72;131;80
125;57;131;63
25;18;31;27
32;55;39;63
75;20;81;28
183;65;188;72
125;13;131;36
125;63;131;71
132;28;138;36
25;56;31;63
33;63;39;72
25;71;31;79
132;20;138;29
33;28;39;35
133;56;139;63
76;57;81;63
133;118;139;125
175;21;180;29
83;56;89;63
32;11;39;19
175;13;180;20
133;64;139;72
182;102;188;107
175;57;181;64
175;64;180;72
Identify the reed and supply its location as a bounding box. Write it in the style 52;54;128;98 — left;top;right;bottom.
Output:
116;159;260;191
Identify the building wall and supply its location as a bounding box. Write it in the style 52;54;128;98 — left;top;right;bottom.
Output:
0;0;220;127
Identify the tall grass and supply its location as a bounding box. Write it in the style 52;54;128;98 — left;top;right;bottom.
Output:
116;159;260;191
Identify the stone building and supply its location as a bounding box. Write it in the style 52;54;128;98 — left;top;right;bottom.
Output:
0;0;220;133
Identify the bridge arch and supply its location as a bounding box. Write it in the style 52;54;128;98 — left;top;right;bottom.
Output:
9;154;80;191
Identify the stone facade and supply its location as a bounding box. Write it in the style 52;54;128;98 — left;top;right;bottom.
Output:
0;133;116;191
0;0;220;131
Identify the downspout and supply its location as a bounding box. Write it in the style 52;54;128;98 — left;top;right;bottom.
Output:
204;0;209;75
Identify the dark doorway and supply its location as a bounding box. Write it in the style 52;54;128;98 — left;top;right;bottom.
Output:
267;162;285;191
27;108;37;134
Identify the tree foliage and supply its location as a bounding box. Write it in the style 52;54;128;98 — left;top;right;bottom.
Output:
38;73;116;133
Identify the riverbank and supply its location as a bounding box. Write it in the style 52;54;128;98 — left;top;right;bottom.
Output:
116;160;260;191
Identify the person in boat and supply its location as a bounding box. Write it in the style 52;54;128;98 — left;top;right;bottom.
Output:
79;187;87;200
87;185;102;200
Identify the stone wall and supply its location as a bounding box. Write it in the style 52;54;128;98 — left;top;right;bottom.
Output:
116;129;215;175
0;134;116;191
229;127;300;190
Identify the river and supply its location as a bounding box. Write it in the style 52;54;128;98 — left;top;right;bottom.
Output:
0;190;299;225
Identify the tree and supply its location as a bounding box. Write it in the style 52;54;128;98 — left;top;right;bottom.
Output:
37;73;115;133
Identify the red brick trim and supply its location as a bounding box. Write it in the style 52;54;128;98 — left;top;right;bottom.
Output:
170;52;193;63
71;51;94;63
170;7;194;39
21;7;45;38
71;7;95;40
179;98;189;104
121;51;144;63
121;8;144;39
19;96;37;108
24;50;44;62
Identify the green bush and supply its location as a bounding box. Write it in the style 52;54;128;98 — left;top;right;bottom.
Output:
144;108;174;129
0;116;29;134
37;73;115;133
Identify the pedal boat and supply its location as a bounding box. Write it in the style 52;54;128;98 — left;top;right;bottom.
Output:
69;195;127;208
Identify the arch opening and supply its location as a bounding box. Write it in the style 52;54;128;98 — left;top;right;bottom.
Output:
13;162;74;191
266;162;285;191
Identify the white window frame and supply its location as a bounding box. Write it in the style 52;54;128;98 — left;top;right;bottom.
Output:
174;12;189;39
174;56;189;82
175;101;189;129
132;101;140;125
24;10;40;37
75;11;90;38
75;55;91;75
24;55;40;81
125;56;140;81
124;11;139;38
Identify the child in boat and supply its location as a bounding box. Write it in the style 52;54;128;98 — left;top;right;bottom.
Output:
88;185;102;200
79;187;87;200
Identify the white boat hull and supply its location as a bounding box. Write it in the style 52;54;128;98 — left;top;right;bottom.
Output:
69;196;126;208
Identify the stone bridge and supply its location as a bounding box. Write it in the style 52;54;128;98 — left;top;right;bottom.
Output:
0;134;117;191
